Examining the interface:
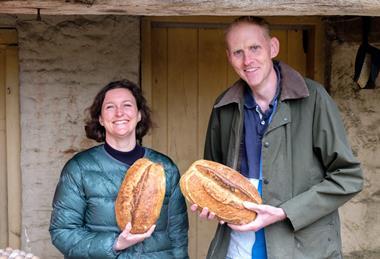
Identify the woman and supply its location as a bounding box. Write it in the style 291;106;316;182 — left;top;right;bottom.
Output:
49;80;189;258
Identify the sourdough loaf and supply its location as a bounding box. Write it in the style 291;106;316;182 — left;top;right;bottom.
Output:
115;158;166;233
180;159;262;224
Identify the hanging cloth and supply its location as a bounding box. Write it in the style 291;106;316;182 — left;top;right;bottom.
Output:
354;17;380;89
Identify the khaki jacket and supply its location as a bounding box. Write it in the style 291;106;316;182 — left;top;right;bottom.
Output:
204;62;363;259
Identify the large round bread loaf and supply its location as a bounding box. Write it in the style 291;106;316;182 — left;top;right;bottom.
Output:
115;158;166;234
180;159;262;225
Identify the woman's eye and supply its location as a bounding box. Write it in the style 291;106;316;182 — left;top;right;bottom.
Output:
105;105;114;110
124;103;132;108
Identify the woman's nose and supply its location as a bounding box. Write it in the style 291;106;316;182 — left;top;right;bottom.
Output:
116;107;124;116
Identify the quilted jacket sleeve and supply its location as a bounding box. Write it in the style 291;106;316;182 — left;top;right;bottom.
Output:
49;158;119;259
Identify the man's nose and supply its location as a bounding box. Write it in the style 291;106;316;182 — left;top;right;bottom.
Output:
243;52;254;66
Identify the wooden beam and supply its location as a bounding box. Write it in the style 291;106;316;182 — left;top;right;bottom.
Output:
5;46;21;249
0;0;379;16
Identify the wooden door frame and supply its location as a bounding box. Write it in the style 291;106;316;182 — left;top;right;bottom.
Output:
142;16;325;148
0;28;21;249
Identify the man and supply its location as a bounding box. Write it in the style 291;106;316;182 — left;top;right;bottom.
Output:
192;16;363;259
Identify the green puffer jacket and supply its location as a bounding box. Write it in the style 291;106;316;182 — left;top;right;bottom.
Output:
50;145;189;259
205;62;363;259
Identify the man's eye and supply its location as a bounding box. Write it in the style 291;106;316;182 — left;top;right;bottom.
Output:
250;45;260;51
233;50;243;56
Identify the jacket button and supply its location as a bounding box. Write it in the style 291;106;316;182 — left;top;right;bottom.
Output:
263;142;270;147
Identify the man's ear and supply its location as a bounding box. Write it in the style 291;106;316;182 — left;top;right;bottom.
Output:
226;48;232;63
270;37;280;59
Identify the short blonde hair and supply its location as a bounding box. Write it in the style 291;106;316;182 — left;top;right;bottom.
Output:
225;16;271;39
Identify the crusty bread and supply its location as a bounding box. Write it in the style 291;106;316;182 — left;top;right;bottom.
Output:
180;159;262;225
115;158;166;234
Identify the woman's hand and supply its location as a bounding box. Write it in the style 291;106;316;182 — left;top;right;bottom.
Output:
228;202;287;232
114;223;156;251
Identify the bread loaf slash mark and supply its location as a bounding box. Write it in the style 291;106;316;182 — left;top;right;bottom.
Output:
195;164;253;201
202;178;245;209
131;164;152;226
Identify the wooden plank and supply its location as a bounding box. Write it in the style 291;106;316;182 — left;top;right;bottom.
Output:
0;1;379;16
287;29;307;76
272;29;288;64
313;22;325;84
141;19;153;148
0;47;8;248
198;28;228;157
167;27;198;172
151;27;168;155
167;27;198;259
267;16;324;83
5;46;21;248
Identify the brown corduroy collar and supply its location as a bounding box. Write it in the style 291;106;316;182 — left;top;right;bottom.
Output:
214;61;309;108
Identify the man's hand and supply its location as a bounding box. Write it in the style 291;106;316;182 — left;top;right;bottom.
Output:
114;222;156;251
228;202;287;232
190;204;226;224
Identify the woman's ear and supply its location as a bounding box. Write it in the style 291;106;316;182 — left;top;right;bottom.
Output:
99;116;104;126
138;111;142;122
270;37;280;59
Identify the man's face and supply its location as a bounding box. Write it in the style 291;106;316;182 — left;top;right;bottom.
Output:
226;22;279;90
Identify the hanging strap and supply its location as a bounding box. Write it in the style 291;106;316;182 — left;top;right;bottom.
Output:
354;17;380;89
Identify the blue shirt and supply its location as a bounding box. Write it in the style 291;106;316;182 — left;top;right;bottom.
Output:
240;63;281;259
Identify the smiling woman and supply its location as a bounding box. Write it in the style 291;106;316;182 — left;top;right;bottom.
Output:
49;79;189;259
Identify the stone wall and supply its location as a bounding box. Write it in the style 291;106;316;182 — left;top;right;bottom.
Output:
2;14;140;258
328;17;380;258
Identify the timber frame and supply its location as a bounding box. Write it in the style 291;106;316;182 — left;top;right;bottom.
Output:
0;29;21;249
0;0;379;16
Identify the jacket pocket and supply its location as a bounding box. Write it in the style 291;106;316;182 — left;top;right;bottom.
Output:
294;217;342;259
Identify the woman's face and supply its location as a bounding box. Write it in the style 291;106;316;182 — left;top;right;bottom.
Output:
99;88;141;144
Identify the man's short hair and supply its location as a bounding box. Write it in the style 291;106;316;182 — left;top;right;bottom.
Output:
225;16;271;39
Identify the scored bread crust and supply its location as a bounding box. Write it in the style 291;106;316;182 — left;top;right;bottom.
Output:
115;158;166;234
180;159;262;225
